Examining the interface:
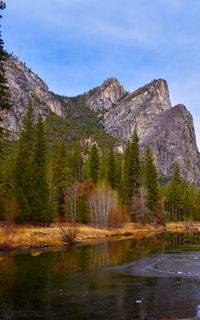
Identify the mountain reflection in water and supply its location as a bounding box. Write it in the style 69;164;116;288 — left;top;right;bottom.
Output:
0;232;200;319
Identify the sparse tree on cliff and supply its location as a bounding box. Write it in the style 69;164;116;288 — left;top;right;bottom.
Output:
0;1;10;114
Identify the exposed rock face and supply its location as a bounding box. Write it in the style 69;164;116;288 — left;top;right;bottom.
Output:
84;78;127;112
3;56;200;182
84;78;200;183
3;56;66;138
140;105;200;182
86;79;172;139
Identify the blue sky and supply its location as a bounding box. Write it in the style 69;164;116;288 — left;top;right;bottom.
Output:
2;0;200;148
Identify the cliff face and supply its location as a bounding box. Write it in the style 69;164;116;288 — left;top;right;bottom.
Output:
83;78;200;183
3;56;66;138
84;78;127;112
3;56;200;183
140;105;200;182
99;78;171;139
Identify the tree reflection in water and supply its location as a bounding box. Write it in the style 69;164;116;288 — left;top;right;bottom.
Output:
0;232;200;319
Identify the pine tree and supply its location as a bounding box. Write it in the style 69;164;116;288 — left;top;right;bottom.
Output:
0;194;5;220
77;194;91;223
106;149;117;189
0;2;10;148
0;1;9;111
15;103;35;222
88;143;99;184
144;145;158;212
123;129;141;203
71;147;83;181
173;163;182;185
32;115;49;224
53;141;73;219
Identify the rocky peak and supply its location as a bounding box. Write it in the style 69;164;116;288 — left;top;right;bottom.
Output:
2;56;200;183
3;55;66;138
84;77;127;112
100;78;172;140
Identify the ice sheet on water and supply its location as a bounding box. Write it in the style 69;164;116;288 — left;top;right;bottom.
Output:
108;252;200;279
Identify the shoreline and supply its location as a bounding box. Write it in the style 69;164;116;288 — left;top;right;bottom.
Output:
0;221;199;252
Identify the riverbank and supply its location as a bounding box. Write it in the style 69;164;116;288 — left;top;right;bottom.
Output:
0;221;199;251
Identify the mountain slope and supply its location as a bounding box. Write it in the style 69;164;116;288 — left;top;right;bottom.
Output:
3;55;200;183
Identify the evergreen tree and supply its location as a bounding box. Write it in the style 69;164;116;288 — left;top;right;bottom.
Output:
15;103;35;221
88;143;99;184
173;163;182;185
32;115;49;224
0;1;9;112
106;149;117;189
165;164;183;221
0;2;10;149
77;194;91;223
71;147;83;181
0;194;5;220
144;145;158;212
53;141;73;218
123;129;141;203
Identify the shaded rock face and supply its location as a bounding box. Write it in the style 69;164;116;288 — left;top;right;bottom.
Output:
140;105;200;182
3;56;66;138
3;56;200;182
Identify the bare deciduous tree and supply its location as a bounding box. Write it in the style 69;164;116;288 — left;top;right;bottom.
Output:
88;181;117;227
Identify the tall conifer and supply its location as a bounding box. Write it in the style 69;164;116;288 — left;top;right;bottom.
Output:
88;143;99;184
77;194;91;223
0;1;10;113
144;145;158;212
123;129;141;203
106;149;117;189
32;115;49;224
15;103;35;221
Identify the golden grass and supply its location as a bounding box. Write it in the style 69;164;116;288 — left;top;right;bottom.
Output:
0;221;198;251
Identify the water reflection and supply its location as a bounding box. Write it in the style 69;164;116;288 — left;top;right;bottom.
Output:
0;233;200;319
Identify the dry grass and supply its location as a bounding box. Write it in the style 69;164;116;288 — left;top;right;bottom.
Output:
166;221;200;232
0;221;180;251
58;223;79;244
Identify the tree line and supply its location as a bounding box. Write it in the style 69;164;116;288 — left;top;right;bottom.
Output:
1;2;200;226
1;100;199;226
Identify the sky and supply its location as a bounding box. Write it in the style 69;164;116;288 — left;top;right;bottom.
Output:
2;0;200;148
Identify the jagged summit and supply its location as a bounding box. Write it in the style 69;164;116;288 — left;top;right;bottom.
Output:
4;55;66;138
84;77;126;112
101;78;172;139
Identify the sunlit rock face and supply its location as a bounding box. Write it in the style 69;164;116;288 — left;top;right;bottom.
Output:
3;56;66;139
100;79;171;139
84;78;127;112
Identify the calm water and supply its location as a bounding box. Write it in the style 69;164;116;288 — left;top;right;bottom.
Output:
1;232;200;319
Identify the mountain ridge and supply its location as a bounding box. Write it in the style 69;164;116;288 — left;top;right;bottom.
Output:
3;54;200;183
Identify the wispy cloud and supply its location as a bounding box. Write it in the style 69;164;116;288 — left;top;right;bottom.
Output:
3;0;200;147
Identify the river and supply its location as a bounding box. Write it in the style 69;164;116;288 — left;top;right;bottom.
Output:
0;232;200;319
